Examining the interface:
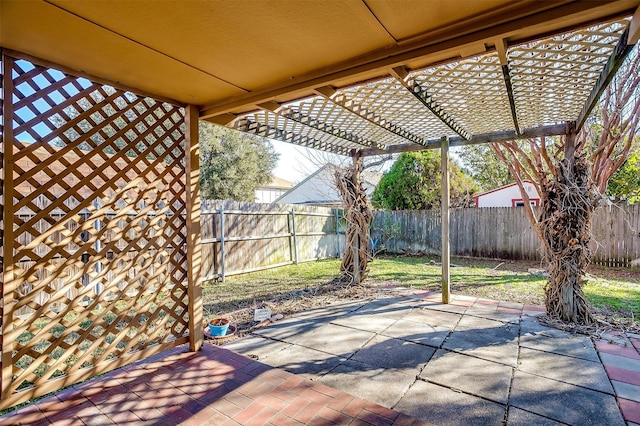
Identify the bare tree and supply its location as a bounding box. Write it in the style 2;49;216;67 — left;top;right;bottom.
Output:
492;49;640;323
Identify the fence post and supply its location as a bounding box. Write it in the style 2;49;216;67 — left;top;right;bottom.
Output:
219;207;226;282
335;208;341;258
291;209;299;264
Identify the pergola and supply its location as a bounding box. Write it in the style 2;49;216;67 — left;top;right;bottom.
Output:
1;0;639;411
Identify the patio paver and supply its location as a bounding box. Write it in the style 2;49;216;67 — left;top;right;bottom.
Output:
510;370;625;425
318;360;416;408
350;335;436;374
506;407;564;425
517;346;614;393
394;380;507;426
420;349;512;404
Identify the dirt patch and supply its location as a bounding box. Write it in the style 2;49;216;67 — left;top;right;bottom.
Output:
206;281;406;344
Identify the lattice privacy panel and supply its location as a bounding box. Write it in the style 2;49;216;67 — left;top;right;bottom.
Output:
1;55;189;406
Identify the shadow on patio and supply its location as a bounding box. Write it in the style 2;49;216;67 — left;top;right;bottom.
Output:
0;343;420;425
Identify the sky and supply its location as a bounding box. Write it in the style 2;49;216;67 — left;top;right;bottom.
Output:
270;140;350;184
271;139;464;184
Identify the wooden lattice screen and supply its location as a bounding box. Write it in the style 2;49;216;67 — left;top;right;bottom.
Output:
0;54;199;409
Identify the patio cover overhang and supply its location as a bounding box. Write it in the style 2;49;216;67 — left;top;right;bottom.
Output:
2;0;640;155
2;0;640;406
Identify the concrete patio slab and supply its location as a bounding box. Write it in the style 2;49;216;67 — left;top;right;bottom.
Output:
223;293;638;425
510;370;625;425
420;350;513;404
354;297;418;318
381;318;451;348
506;407;564;425
420;302;468;315
256;343;347;379
221;335;291;361
452;314;519;335
519;333;599;363
331;312;399;333
520;318;600;362
442;316;519;366
394;380;506;426
517;347;614;394
318;360;416;408
250;316;321;341
273;323;375;357
464;303;521;323
350;334;436;375
291;299;367;319
404;307;462;328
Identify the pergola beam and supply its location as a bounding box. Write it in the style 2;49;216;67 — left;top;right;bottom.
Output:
576;23;637;132
314;86;426;146
496;39;521;135
258;101;386;151
233;117;353;155
391;67;471;140
359;122;570;156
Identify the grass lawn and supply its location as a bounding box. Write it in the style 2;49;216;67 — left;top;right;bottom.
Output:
203;255;640;321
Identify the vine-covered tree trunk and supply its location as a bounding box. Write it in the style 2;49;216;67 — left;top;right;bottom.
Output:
539;152;598;323
335;155;373;284
491;51;640;325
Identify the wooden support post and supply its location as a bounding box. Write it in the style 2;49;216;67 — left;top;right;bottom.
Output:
185;105;203;352
2;55;17;399
441;137;451;304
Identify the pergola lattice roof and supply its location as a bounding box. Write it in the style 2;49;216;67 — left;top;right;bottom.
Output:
229;18;635;156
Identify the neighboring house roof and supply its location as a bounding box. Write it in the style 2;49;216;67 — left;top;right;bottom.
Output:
254;175;295;203
275;164;381;206
474;180;540;208
257;175;295;191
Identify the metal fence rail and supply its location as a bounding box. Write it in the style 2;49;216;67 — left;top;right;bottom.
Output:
201;200;344;281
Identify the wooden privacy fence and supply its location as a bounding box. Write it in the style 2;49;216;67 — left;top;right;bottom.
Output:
0;55;202;410
201;200;343;281
372;205;640;267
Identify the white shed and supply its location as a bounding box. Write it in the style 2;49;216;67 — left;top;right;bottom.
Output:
474;181;540;208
